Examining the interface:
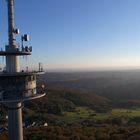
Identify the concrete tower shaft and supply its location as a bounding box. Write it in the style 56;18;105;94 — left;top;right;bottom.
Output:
0;0;46;140
6;0;20;73
8;103;23;140
7;0;23;139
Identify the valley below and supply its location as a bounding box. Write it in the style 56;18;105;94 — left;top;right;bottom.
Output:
1;70;140;140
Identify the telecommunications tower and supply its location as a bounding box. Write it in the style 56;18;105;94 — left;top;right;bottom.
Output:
0;0;45;140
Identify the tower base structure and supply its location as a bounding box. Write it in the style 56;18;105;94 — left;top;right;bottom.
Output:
7;102;23;140
0;72;45;140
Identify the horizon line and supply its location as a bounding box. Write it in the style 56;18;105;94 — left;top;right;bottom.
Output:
45;66;140;73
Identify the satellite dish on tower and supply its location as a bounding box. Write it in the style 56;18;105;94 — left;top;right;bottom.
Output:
14;29;20;34
22;34;29;42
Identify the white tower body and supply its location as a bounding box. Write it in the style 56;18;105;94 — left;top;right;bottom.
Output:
0;0;45;140
6;0;20;73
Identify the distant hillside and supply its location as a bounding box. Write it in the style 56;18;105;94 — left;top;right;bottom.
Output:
23;84;111;123
43;70;140;100
46;84;111;112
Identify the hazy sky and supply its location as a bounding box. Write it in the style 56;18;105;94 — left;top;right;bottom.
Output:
0;0;140;71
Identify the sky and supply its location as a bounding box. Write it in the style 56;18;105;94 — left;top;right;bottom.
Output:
0;0;140;71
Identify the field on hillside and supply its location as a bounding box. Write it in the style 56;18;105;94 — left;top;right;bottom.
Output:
59;107;140;122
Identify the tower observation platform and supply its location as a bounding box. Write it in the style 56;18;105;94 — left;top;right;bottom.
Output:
0;0;46;140
0;72;45;103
